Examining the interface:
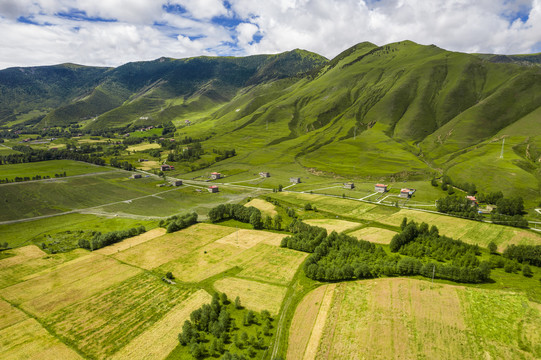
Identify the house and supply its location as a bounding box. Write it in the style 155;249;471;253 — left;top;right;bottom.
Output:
161;164;171;171
131;174;142;179
343;182;355;189
259;172;271;178
399;188;415;199
290;177;301;184
466;196;478;206
211;172;222;180
171;180;183;186
375;184;388;193
208;185;219;193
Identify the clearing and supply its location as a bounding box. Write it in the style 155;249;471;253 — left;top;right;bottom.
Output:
303;219;360;233
244;198;278;217
347;227;398;244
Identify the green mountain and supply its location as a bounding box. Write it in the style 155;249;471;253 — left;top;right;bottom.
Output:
1;41;540;200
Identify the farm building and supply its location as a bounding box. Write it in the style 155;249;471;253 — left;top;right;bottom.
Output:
343;182;355;189
259;172;271;178
290;177;301;184
161;164;172;171
466;196;478;206
375;184;388;192
399;188;415;199
211;172;222;180
208;185;219;193
171;180;183;186
130;174;142;179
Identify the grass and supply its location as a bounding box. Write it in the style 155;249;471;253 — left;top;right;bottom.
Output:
347;226;398;244
244;198;278;217
290;278;541;359
111;289;212;360
213;277;287;315
0;213;157;251
0;160;114;182
303;219;361;233
45;272;194;359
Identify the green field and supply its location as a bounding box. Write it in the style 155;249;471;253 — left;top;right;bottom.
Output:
0;159;115;181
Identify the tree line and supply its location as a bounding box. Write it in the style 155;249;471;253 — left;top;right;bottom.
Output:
503;244;541;267
78;226;146;250
159;212;198;233
0;145;105;166
208;204;283;231
281;218;491;284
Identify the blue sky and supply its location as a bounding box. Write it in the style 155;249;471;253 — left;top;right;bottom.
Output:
0;0;540;69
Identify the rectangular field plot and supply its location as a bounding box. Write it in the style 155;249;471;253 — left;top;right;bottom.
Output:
0;245;46;270
348;227;398;245
0;318;82;360
2;253;141;316
215;228;285;248
45;273;194;359
304;219;360;233
95;228;166;255
289;278;541;360
113;223;236;269
213;277;287;315
0;299;28;330
244;198;278;217
111;289;211;360
0;249;88;289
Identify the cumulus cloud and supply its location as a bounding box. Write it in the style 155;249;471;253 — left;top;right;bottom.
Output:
0;0;540;69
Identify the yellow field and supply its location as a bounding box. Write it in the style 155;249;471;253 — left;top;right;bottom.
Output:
289;278;541;360
304;219;360;233
244;198;278;217
96;228;166;255
111;289;212;360
127;143;161;152
213;277;287;315
0;299;27;330
46;273;193;359
2;253;141;316
113;223;236;269
0;245;46;270
158;230;300;284
348;227;397;244
0;318;82;360
0;249;88;289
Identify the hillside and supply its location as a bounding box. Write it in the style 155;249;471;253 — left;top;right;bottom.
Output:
1;41;541;200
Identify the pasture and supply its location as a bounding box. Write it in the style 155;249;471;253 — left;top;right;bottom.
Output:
348;227;397;244
0;159;113;182
289;278;541;360
244;198;278;217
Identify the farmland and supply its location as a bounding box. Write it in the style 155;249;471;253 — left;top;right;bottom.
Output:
0;159;114;182
289;279;541;360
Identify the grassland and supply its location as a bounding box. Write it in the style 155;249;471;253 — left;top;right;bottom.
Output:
303;219;361;233
289;279;541;360
244;198;278;217
0;160;114;182
348;226;398;244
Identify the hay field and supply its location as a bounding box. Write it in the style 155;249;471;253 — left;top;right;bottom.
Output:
213;277;287;315
244;198;278;217
127;143;161;152
113;223;236;269
304;219;360;233
2;254;141;316
216;228;285;248
0;245;46;270
46;273;194;359
111;289;211;360
96;228;166;255
0;299;27;330
348;227;397;244
289;279;541;360
0;318;82;360
0;249;88;289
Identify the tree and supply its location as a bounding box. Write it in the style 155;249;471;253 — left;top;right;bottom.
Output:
522;264;533;277
488;241;498;254
263;215;272;229
400;217;408;231
273;214;282;231
447;186;455;195
235;296;242;309
250;211;262;230
165;271;174;280
431;178;438;187
220;292;228;304
304;203;312;211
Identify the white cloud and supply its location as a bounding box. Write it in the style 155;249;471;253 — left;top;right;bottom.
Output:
0;0;541;69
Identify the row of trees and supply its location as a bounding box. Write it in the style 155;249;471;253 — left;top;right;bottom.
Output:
503;244;541;266
0;171;67;184
159;212;198;233
490;213;529;228
78;226;146;250
208;204;285;231
435;195;483;220
0;146;106;166
281;218;491;284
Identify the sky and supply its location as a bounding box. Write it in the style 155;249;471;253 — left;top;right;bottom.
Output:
1;0;540;69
